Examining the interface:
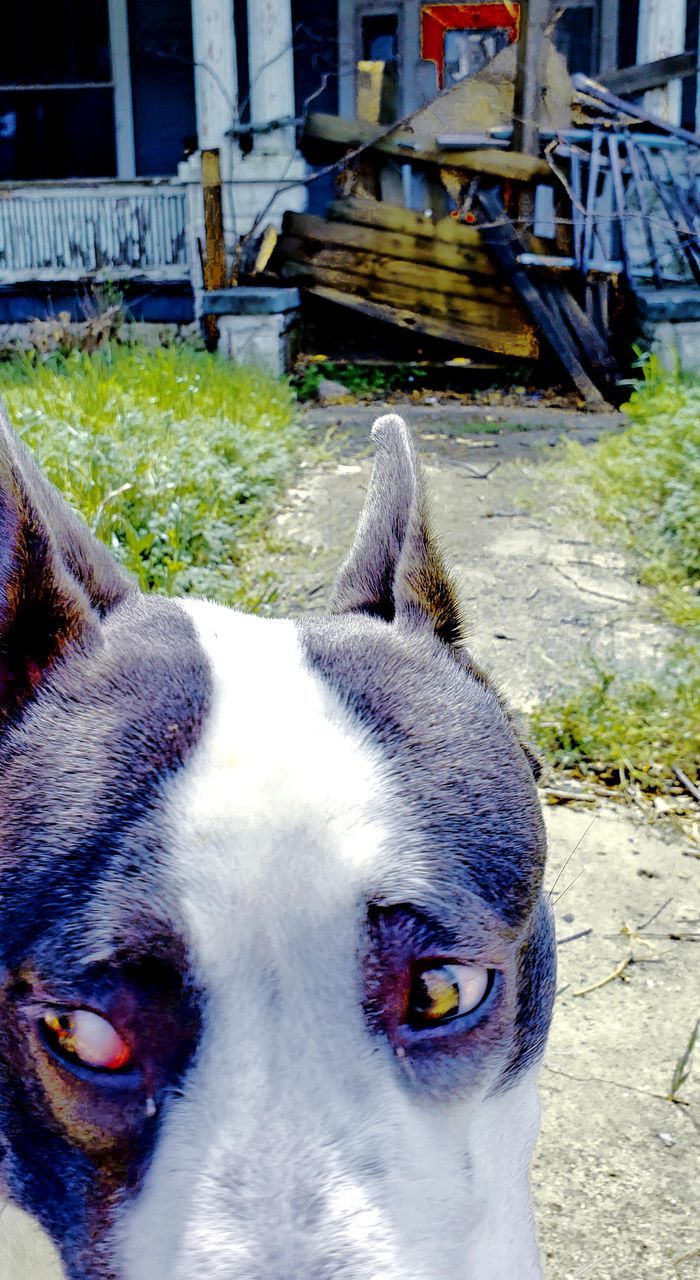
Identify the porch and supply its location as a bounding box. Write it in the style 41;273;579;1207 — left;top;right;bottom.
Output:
0;0;307;307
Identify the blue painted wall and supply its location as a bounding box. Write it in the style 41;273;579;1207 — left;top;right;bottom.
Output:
0;283;195;323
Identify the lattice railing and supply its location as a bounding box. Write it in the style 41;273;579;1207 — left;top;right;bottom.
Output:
0;181;191;282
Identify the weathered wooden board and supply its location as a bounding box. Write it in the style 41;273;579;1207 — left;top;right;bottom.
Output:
426;150;548;182
304;286;541;359
278;237;508;304
201;149;227;291
283;211;497;277
602;52;696;97
201;148;227;348
305;112;550;180
280;259;528;330
279;260;538;351
477;188;607;404
327;198;485;247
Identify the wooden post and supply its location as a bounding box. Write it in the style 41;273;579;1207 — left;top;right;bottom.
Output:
599;0;620;73
201;148;228;349
513;0;550;155
512;0;550;228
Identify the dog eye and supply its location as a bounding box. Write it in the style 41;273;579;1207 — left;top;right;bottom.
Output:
407;964;490;1027
41;1010;132;1071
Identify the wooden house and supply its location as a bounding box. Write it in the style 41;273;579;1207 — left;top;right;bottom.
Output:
0;0;697;378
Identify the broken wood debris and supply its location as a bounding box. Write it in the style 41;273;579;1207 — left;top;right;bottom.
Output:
573;953;632;997
303;285;539;358
285;207;497;276
271;46;700;402
635;142;700;283
601;52;697;98
572;74;700;149
274;203;540;359
672;766;700;806
304;112;551;181
476;187;617;405
557;927;594;944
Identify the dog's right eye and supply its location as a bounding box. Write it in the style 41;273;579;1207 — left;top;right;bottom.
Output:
407;963;491;1027
41;1010;133;1071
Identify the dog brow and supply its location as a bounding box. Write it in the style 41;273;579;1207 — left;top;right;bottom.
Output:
368;880;520;945
70;916;192;979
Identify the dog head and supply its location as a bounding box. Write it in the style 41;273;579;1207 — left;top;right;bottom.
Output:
0;409;555;1279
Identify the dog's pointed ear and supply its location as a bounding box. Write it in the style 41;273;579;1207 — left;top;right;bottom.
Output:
0;402;132;727
331;414;465;646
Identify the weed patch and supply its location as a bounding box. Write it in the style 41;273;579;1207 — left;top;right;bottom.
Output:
530;648;700;791
293;358;426;401
530;357;699;795
0;345;299;609
548;355;700;629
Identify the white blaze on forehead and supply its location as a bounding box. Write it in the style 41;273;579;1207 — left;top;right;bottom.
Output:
171;599;389;975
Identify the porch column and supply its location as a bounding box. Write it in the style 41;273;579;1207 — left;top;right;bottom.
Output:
636;0;687;124
247;0;296;153
191;0;238;152
108;0;136;177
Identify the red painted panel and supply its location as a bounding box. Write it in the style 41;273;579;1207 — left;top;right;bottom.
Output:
421;3;520;88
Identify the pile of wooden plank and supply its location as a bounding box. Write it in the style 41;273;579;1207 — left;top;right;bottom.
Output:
274;198;540;360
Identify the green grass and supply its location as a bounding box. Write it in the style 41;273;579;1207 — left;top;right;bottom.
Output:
530;647;700;791
0;344;300;609
529;355;699;795
293;359;427;401
547;354;700;629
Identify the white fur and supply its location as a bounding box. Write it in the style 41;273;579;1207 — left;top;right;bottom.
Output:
116;601;543;1279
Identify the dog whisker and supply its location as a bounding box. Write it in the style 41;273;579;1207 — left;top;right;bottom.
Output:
548;815;598;901
552;867;586;907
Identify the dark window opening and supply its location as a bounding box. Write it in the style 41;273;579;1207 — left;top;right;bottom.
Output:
362;13;398;63
0;89;115;180
682;0;698;130
617;0;639;71
291;0;338;214
234;0;252;151
127;0;197;176
291;0;338;117
0;0;111;87
360;13;399;123
552;6;596;77
0;0;114;179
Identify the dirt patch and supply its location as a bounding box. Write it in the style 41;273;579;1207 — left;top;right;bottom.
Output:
538;806;699;1280
269;407;670;712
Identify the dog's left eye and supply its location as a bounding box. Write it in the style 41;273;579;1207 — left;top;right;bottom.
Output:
41;1010;132;1071
407;964;491;1027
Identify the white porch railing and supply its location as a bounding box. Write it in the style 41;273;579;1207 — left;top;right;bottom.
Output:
0;180;191;283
